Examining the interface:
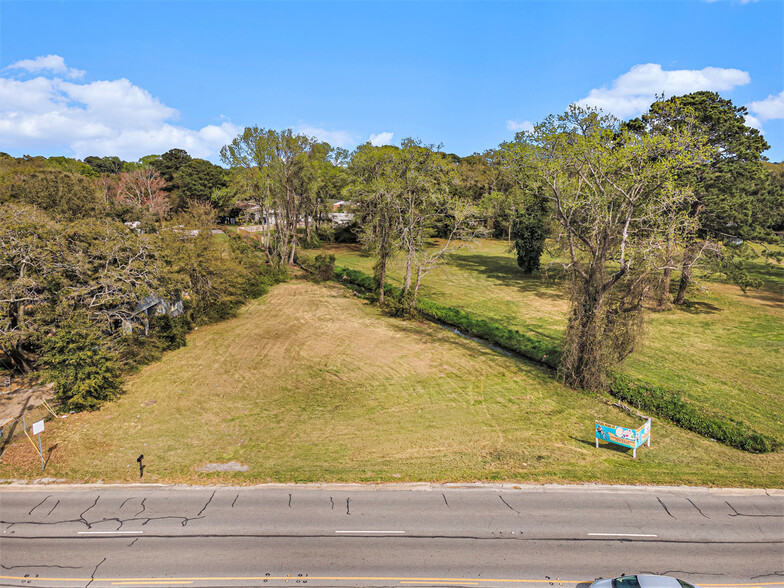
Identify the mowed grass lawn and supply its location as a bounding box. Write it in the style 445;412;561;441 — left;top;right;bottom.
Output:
1;280;782;487
311;239;784;442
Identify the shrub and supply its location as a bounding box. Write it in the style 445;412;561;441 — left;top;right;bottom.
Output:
609;375;777;453
312;254;336;282
335;266;376;291
416;298;561;367
40;313;122;411
300;235;322;249
150;314;190;351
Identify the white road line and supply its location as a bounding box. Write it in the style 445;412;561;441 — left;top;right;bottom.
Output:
587;532;657;537
335;530;406;534
77;531;144;535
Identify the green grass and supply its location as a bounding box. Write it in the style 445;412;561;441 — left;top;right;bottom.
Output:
1;280;781;487
311;239;784;443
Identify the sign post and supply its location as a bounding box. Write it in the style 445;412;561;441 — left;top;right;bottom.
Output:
32;420;45;471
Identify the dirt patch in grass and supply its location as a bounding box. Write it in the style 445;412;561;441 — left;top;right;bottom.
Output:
197;462;248;472
0;382;55;426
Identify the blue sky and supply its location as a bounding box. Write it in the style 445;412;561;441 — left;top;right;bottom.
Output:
1;1;782;163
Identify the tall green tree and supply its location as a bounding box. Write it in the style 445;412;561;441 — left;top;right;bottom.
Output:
511;193;549;274
175;158;229;209
151;148;192;183
348;143;402;304
632;92;775;304
349;139;480;310
504;105;708;390
220;127;330;265
84;155;126;175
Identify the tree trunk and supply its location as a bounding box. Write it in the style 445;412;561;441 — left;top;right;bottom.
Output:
378;254;387;305
413;267;424;306
658;226;675;308
8;342;32;374
404;244;414;293
560;278;607;390
674;243;697;305
289;234;297;265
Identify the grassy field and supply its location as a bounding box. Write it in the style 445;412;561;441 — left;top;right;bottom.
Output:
1;280;782;487
310;239;784;442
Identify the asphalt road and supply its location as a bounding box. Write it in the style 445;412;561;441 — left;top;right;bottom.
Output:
0;484;782;588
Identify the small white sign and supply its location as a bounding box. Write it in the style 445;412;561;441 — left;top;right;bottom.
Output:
32;420;44;435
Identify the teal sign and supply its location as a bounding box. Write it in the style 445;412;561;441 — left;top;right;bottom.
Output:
595;418;651;458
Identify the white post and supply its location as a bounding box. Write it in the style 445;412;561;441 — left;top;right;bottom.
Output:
37;433;44;471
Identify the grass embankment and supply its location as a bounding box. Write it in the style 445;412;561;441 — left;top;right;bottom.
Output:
1;281;782;487
313;240;784;444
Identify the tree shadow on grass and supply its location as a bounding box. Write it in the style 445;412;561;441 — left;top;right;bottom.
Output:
673;301;722;315
445;254;570;300
740;288;784;310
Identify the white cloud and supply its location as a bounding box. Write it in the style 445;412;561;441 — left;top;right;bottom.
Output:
69;123;241;160
506;120;534;133
744;114;763;131
0;57;239;160
748;90;784;121
575;63;751;119
296;124;356;148
6;54;85;79
369;131;394;146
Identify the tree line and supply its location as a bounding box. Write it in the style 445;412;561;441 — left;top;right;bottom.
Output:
1;90;782;408
0;152;280;410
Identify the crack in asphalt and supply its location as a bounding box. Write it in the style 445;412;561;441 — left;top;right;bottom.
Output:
657;497;676;519
726;501;784;517
85;557;106;588
127;537;139;547
196;492;215;517
685;498;709;519
330;497;334;510
442;494;450;508
134;498;146;518
2;564;82;570
79;497;100;529
46;500;60;518
644;570;725;577
28;495;52;516
288;494;292;508
2;513;207;531
141;515;205;527
119;498;133;509
231;495;238;508
346;498;351;516
498;495;519;514
751;571;784;579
